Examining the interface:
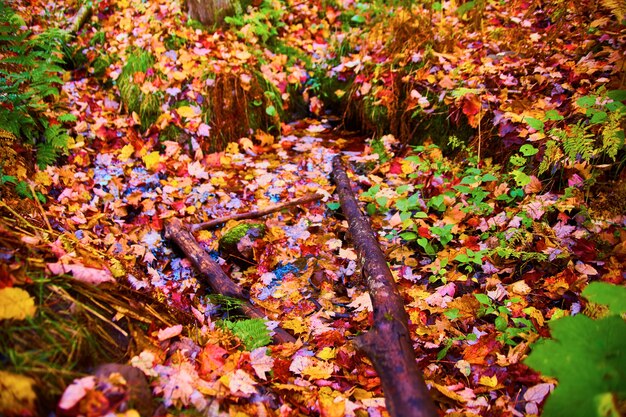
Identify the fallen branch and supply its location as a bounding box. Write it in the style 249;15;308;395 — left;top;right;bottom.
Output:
190;193;323;232
331;156;437;417
69;4;93;35
164;217;296;345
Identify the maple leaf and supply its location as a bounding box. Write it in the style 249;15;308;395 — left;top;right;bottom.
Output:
187;161;209;180
249;347;274;380
223;369;257;397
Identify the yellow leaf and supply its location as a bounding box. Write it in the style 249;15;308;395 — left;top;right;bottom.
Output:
479;375;498;388
34;171;52;186
176;106;200;119
255;131;275;147
225;142;240;154
172;71;187;81
0;288;36;320
0;371;37;415
317;347;336;361
302;360;334;380
235;50;251;61
318;387;345;417
239;137;254;151
282;317;308;335
118;144;134;162
142;151;161;170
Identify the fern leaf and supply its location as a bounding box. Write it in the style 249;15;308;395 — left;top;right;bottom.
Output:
36;142;60;168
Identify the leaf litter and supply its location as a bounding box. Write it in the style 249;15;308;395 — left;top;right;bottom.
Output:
1;0;625;416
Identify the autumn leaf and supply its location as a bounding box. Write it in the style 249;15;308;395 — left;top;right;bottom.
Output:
0;287;36;320
47;263;115;285
0;371;37;416
176;106;200;119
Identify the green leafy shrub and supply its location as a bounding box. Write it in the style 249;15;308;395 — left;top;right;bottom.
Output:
117;49;162;131
525;282;626;417
0;2;73;167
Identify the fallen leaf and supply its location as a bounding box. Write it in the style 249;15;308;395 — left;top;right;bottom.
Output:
0;287;36;320
47;263;115;285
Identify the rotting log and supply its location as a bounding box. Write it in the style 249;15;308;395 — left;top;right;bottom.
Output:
191;193;322;232
164;217;295;345
331;156;437;417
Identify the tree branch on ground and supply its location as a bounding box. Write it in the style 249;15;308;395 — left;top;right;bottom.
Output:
331;155;438;417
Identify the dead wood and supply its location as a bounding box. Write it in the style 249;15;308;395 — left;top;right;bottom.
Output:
164;217;296;345
190;193;323;232
331;156;437;417
69;4;93;35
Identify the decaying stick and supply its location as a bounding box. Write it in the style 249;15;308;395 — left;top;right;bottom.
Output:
164;217;295;345
69;4;93;35
331;156;437;417
190;193;323;232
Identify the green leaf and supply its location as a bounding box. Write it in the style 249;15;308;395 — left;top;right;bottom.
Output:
525;315;626;417
326;202;340;210
400;231;417;241
520;144;539;156
350;14;365;24
525;117;544;131
589;111;607;124
444;308;460;320
455;1;475;15
265;105;277;117
607;90;626;102
511;170;531;187
576;95;596;108
545;109;564;121
396;184;409;194
582;282;626;315
474;293;491;305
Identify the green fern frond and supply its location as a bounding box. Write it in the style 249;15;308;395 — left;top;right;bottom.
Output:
224;318;272;351
538;140;563;175
601;112;625;160
36;143;60;169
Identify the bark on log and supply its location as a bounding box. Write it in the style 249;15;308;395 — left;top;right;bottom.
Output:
191;193;322;232
331;156;437;417
69;4;92;35
164;217;295;345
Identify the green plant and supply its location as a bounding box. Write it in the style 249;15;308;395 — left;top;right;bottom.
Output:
225;0;286;46
222;318;272;351
117;49;162;131
525;282;626;417
475;294;535;346
534;89;626;177
0;3;72;167
1;175;46;203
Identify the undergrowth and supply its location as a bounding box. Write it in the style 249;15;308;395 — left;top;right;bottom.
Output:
0;2;74;168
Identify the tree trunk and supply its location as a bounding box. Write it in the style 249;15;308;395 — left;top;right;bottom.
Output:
331;156;438;417
186;0;243;26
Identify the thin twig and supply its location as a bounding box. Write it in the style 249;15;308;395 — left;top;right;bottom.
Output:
190;193;323;232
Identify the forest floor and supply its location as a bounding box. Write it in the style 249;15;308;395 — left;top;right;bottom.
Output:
1;0;626;417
